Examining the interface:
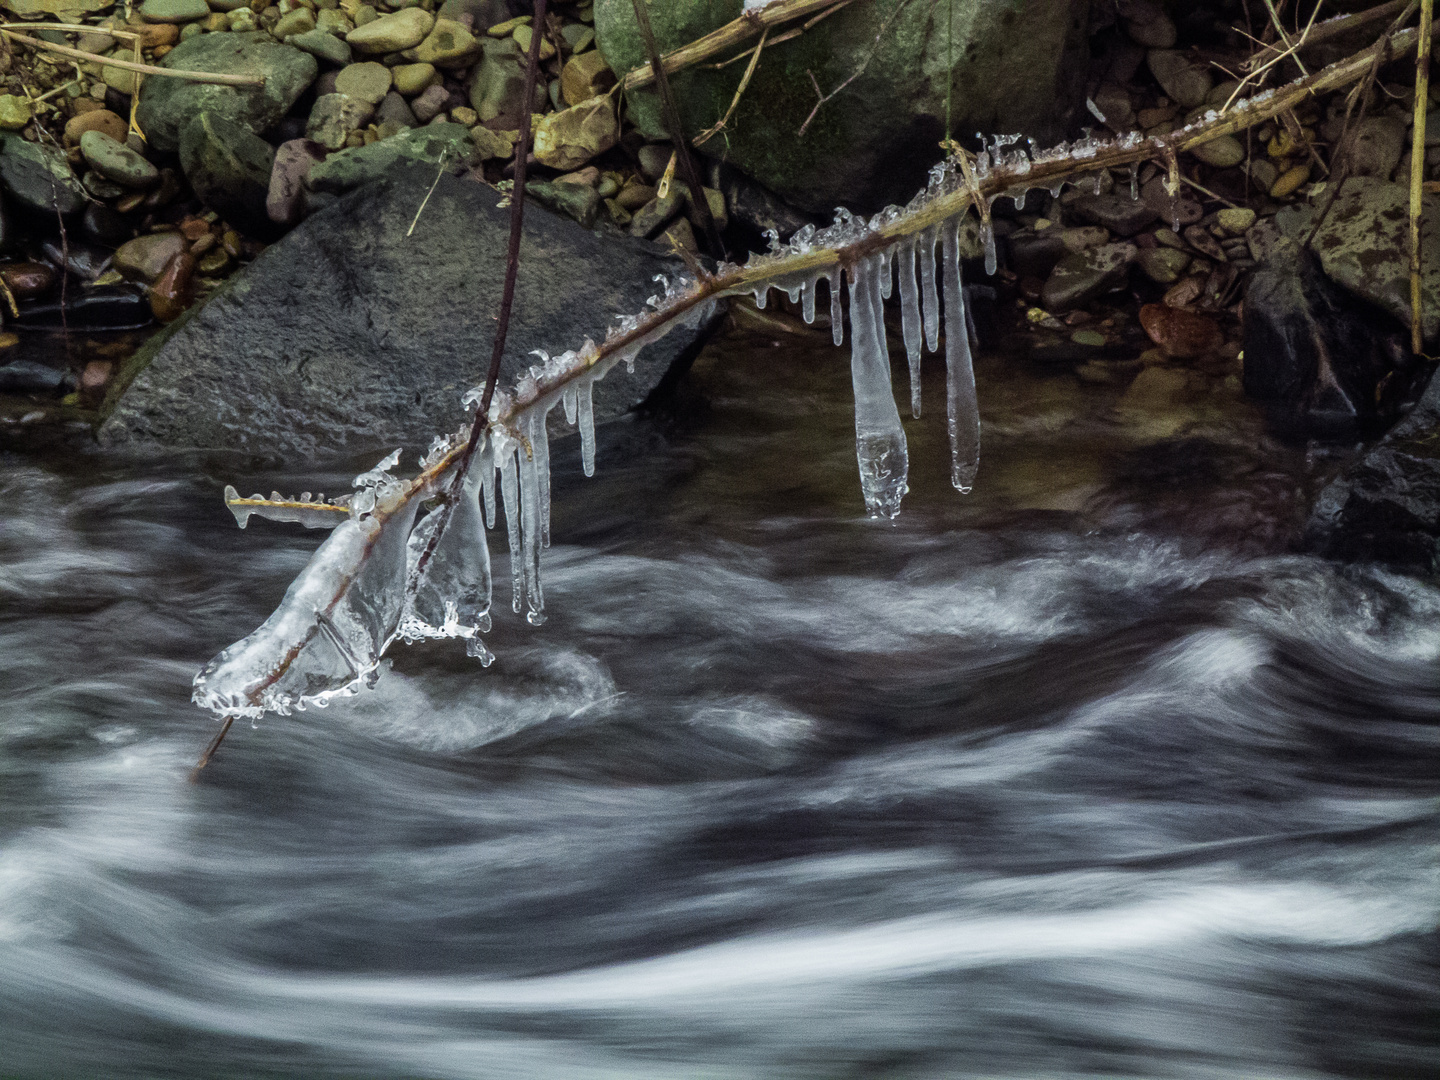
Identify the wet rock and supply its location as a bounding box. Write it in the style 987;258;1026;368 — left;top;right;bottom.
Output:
1243;242;1414;436
1137;245;1190;284
79;130;159;189
1006;226;1066;279
1040;242;1136;311
41;238;111;280
595;0;1090;214
721;173;815;240
1270;164;1310;199
13;285;152;330
0;135;86;216
346;7;433;54
179;111;278;238
290;28;353;66
306;122;468;194
1139;176;1202;228
0;359;70;394
81;203;131;246
1337;115;1406;180
1276;176;1440;343
140;0;210;21
267;139;327;226
64;107;128;146
1182;224;1225;262
99;164;720;457
1146;49;1211;108
272;7;316;39
469;125;514;160
1306;371;1440;570
0;95;32;131
1217;207;1255;235
526;178;600;227
113;232;188;283
307;92;375;150
335;61;392;104
149;248;196;323
1138;302;1222;358
135;32;318;153
532;96;618;171
0;261;56;299
82;171;126;201
636;143;670;182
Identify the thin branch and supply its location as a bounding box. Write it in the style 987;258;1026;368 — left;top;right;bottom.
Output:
0;28;267;86
630;0;727;258
693;26;767;146
1411;0;1433;353
797;0;911;137
621;0;857;91
189;715;233;781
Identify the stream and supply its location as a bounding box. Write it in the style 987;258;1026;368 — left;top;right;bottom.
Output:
1;322;1437;1079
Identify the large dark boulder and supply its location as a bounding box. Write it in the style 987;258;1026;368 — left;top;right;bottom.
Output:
96;166;720;459
594;0;1091;215
1243;241;1415;437
1307;367;1440;571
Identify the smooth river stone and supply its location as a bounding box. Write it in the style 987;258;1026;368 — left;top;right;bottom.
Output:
346;8;433;53
79;130;160;189
139;0;211;22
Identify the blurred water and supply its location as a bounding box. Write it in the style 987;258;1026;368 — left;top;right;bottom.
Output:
1;331;1437;1079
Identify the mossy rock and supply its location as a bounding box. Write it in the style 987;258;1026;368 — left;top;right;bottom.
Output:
595;0;1090;214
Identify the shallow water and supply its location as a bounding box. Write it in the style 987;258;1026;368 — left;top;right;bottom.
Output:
1;326;1437;1079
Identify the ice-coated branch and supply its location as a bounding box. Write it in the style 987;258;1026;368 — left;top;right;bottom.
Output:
196;19;1436;726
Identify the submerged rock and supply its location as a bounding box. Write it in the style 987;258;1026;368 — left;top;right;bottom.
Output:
0;135;87;216
98;165;722;457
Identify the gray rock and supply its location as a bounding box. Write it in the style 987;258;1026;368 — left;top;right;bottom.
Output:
306;123;469;194
0;134;86;216
135;32;318;153
335;61;392;104
1065;192;1159;237
267;138;327;226
1118;0;1175;48
0;359;71;393
178;111;277;238
79;130;160;189
307;93;375;150
629;191;683;239
467;36;544;127
289;28;353;66
1137;245;1190;283
410;83;449;123
1146;49;1211;108
1040;242;1136;311
595;0;1090;214
436;0;507;30
98;165;721;458
139;0;210;22
1275;176;1440;343
1336;115;1406;180
375;90;417;129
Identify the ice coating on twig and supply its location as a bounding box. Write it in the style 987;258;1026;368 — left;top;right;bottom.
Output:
846;250;908;519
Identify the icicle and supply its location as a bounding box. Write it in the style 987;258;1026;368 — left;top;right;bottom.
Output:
1013;190;1026;211
982;218;997;277
801;278;817;324
499;447;523;613
878;247;893;300
847;251;908;519
518;414;545;625
896;238;923;418
829;270;844;347
753;284;768;310
480;455;496;529
562;384;578;426
941;220;980;494
919;227;940;353
533;407;552;549
1128;161;1139;201
402;456;492;647
578;377;596;477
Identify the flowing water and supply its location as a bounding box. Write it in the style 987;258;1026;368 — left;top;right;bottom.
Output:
1;323;1437;1079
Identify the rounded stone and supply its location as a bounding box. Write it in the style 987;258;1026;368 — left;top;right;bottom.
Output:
1137;245;1191;284
335;61;392;103
1270;164;1310;199
1190;134;1244;168
1147;49;1212;109
0;95;33;131
114;232;188;283
1216;207;1256;236
79;130;160;189
391;62;436;96
346;8;434;54
64;107;128;146
139;0;212;22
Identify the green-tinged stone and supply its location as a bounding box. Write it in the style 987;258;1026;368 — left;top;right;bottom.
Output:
0;95;33;131
306;121;469;193
139;0;212;22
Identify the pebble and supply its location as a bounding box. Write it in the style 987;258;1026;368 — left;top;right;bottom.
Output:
511;24;555;60
82;172;127;200
1070;329;1107;347
1190;134;1245;168
41;239;111;281
468;125;514;159
290;28;353;65
0;95;32;131
139;0;211;22
561;49;614;106
306;93;375;150
1119;0;1175;47
376;90;419;128
1270;164;1310;199
1058;225;1110;252
79;131;159;190
1338;115;1406;179
392;62;437;96
410;84;450;124
1247;158;1278;192
0;262;56;299
266;138;326;226
1154;227;1186;250
403;18;478;65
1146;49;1211;108
346;8;434;54
317;9;353;35
273;8;317;39
1182;224;1226;261
1041;242;1137;311
1138;245;1191;284
64;108;128;146
228;7;257;31
1138;301;1223;358
629;191;683;239
1216;207;1256;235
149;249;196;323
637;143;671;182
114;232;188;283
1139;176;1203;227
335;62;393;104
0;359;70;394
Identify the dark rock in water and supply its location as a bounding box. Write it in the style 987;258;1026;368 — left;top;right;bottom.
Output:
593;0;1090;214
720;171;816;243
179;111;279;239
81;202;133;246
0;358;73;393
1307;370;1440;571
40;238;113;281
1066;192;1159;237
149;249;196;323
0;196;15;251
375;90;418;129
0;135;87;216
1006;227;1067;280
1243;242;1416;437
14;285;154;330
135;32;318;153
99;164;722;458
1;261;56;299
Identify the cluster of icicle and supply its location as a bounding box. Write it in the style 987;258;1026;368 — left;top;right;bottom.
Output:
192;134;1136;721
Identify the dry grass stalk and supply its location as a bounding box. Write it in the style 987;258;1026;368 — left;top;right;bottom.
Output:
0;25;266;87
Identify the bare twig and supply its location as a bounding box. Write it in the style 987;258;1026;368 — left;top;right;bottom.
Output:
406;146;455;237
1411;0;1433;353
693;26;767;146
630;0;726;258
189;715;233;781
0;28;266;86
621;0;856;91
797;0;911;137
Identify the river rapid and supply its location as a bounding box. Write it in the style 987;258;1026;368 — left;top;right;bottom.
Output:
1;324;1437;1079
